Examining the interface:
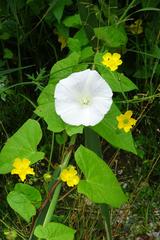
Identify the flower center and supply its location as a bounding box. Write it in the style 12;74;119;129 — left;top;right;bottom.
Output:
123;118;129;124
81;97;90;105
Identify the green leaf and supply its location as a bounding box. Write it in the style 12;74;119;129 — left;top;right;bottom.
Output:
74;28;89;46
102;71;138;92
49;52;80;84
7;191;36;223
7;184;41;222
94;25;128;48
14;183;42;208
35;84;84;135
92;103;137;154
75;145;127;208
52;0;72;23
56;133;67;145
67;38;81;52
0;119;44;174
65;125;83;136
3;48;13;59
0;32;10;40
34;222;75;240
63;14;82;28
80;47;94;61
35;84;65;133
94;52;137;92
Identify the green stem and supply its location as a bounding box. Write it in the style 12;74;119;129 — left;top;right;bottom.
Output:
101;204;112;240
117;0;137;24
42;136;75;226
43;182;62;227
48;133;54;171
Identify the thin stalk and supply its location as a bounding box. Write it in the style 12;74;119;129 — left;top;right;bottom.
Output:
48;133;54;171
0;82;39;95
42;137;75;226
0;121;8;139
118;0;137;24
43;182;62;227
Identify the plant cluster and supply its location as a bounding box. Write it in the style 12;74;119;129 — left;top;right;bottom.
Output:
0;0;160;239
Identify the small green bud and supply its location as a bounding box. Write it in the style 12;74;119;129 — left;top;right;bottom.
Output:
133;95;139;100
43;172;52;182
4;229;17;240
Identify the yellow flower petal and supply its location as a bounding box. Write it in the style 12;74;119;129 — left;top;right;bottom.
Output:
69;166;77;176
117;110;137;133
26;168;35;175
117;59;123;65
11;158;35;181
60;166;80;187
124;110;133;118
112;53;121;60
110;65;118;71
66;180;74;187
124;126;131;133
102;52;122;71
130;118;137;126
103;52;112;60
118;121;125;129
60;169;69;182
66;175;80;187
116;114;124;121
73;175;80;185
11;169;19;175
19;173;27;182
12;158;22;168
22;158;31;168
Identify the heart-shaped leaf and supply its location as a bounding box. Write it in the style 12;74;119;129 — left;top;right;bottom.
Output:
75;145;127;208
0;119;44;174
34;222;75;240
7;184;41;223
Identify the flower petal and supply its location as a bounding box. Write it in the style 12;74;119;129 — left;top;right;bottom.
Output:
54;69;113;126
12;158;22;168
112;53;121;60
125;110;133;118
26;168;35;175
22;158;30;168
130;118;137;126
11;169;19;175
19;173;27;182
124;126;131;132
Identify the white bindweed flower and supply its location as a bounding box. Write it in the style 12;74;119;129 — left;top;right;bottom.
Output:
54;69;113;126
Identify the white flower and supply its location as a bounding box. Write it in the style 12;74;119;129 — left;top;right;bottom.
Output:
54;69;113;126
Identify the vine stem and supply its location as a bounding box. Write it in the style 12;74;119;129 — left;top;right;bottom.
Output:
43;182;62;227
43;136;76;227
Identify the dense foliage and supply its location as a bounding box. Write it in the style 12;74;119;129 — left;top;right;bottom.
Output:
0;0;160;239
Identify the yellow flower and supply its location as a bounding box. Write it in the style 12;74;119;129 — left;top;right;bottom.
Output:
11;158;35;182
128;19;143;35
60;166;80;187
102;52;122;71
116;110;137;133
